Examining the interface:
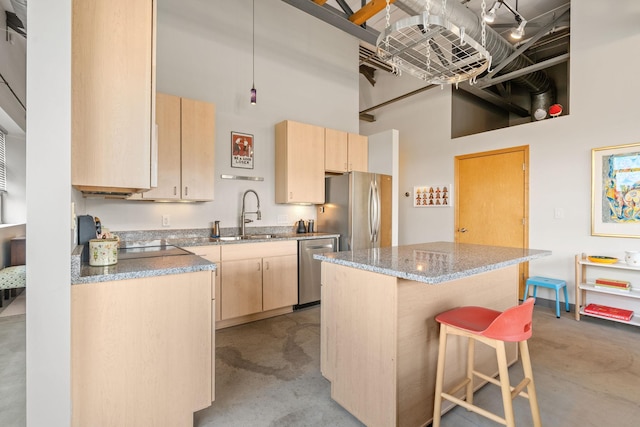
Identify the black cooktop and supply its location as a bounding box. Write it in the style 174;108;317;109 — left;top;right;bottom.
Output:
117;244;192;260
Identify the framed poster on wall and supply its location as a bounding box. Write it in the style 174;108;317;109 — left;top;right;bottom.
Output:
231;131;254;169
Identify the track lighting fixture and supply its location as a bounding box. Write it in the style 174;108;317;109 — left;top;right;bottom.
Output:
483;1;501;23
482;0;527;40
510;15;527;39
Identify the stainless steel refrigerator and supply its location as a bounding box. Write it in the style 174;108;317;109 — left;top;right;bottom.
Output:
317;171;392;252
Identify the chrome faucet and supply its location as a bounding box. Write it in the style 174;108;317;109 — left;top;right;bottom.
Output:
241;189;261;236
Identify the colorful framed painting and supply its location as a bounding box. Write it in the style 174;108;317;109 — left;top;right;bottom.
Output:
592;142;640;238
231;131;254;169
413;185;452;207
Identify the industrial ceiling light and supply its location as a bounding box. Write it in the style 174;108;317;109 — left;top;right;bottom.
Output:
250;0;257;105
483;1;501;23
483;0;527;40
510;15;527;39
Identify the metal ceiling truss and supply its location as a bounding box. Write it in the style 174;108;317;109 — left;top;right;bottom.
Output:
282;0;570;121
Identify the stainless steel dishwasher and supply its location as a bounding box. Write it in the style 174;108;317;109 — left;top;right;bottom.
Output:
297;237;338;308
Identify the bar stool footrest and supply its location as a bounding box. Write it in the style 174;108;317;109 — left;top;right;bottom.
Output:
440;392;508;425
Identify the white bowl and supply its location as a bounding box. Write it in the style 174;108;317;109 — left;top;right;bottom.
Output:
625;251;640;266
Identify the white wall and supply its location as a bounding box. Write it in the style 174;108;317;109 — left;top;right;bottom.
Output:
26;0;72;425
79;0;360;233
360;0;640;301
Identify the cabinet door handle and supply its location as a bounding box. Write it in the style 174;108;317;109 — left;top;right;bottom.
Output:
257;262;261;271
173;186;177;196
185;186;188;196
289;191;293;200
344;162;347;170
265;261;270;270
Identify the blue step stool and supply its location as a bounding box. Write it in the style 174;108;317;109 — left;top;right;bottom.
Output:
524;276;570;318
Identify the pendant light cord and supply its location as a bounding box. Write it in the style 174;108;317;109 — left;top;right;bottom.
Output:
252;0;255;87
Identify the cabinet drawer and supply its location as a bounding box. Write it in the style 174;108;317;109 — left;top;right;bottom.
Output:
189;245;221;262
222;241;297;261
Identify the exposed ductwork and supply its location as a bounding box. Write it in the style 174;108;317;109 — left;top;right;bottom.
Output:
393;0;556;118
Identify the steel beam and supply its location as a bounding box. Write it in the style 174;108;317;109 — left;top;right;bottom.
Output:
281;0;380;45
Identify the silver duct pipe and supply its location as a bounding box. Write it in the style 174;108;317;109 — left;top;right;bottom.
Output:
394;0;554;117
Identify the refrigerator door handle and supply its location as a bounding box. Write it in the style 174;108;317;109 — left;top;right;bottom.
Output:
368;180;375;243
374;179;381;243
370;178;380;243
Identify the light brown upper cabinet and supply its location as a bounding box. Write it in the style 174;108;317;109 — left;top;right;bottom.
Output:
71;0;156;195
324;129;368;173
275;120;325;204
347;133;369;172
137;93;215;201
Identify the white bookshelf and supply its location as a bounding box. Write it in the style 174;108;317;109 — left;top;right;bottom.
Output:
575;253;640;326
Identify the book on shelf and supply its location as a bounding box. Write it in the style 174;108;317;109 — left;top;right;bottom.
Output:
584;303;634;321
594;278;631;289
596;278;631;288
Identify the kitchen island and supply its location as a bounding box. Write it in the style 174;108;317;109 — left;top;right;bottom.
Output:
315;242;550;427
70;243;217;427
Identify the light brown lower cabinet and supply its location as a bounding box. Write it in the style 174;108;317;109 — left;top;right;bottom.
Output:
71;271;213;427
221;257;263;319
220;241;298;324
262;254;298;311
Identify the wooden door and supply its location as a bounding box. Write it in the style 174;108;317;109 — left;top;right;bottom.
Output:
325;128;348;173
181;98;215;201
347;133;368;172
143;92;181;199
455;146;529;296
220;258;262;320
262;254;298;311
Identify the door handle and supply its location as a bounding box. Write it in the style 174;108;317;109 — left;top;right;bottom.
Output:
459;228;468;233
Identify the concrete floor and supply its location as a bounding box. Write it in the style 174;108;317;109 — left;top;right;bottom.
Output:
2;302;640;426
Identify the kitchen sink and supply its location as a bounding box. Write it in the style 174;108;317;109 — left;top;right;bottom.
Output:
210;234;276;242
215;236;244;241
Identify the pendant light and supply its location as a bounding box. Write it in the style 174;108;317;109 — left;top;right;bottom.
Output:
250;0;256;105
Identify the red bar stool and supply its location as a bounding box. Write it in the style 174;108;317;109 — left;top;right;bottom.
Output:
432;298;541;427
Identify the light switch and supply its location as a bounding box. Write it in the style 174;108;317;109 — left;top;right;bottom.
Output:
554;208;564;219
162;214;170;227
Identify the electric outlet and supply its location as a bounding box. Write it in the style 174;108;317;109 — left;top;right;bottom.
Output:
554;208;564;219
162;214;171;227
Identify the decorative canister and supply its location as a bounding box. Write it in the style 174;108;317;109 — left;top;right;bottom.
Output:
625;251;640;266
89;238;119;266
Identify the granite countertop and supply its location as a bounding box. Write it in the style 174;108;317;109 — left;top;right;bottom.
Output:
71;229;340;285
313;241;551;284
71;245;216;285
167;232;339;247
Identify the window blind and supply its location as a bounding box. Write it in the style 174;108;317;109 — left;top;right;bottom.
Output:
0;129;6;192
